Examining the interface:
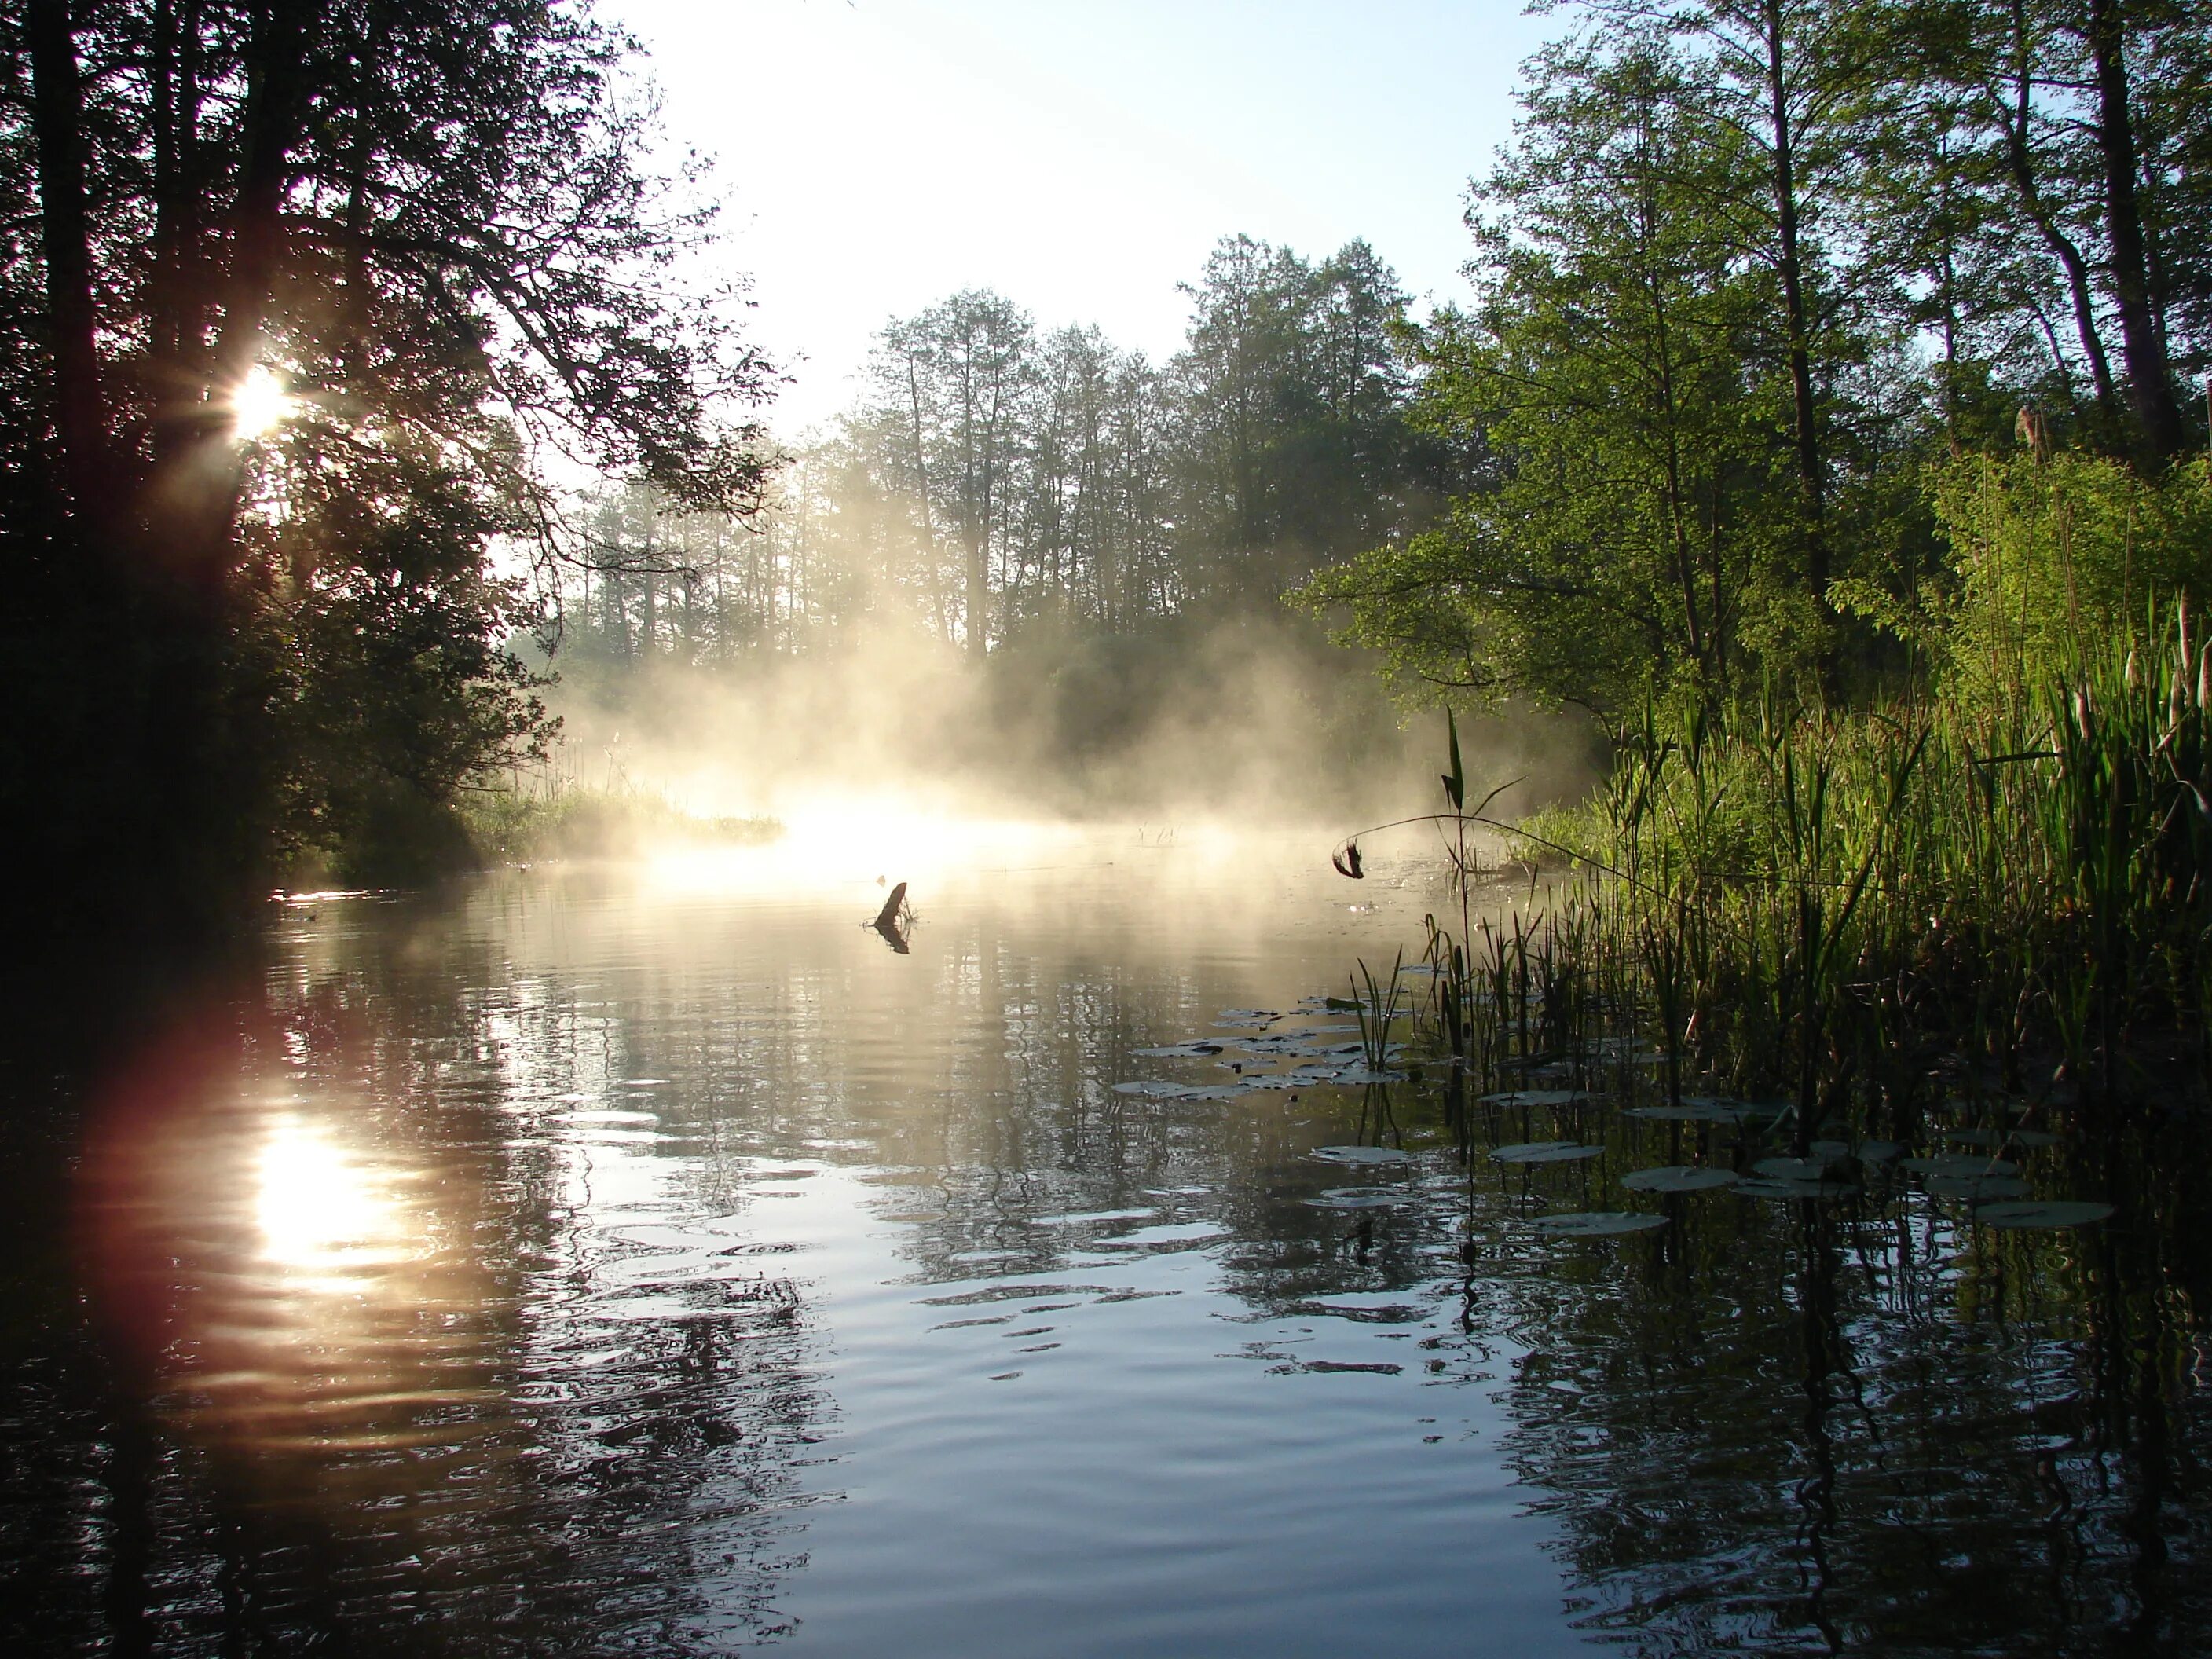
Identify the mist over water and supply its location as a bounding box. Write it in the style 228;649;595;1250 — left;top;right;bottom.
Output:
5;835;2206;1656
540;610;1594;837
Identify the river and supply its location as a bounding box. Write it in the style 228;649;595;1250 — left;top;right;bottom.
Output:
2;823;2204;1654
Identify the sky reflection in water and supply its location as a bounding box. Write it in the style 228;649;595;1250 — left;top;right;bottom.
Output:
3;830;2206;1656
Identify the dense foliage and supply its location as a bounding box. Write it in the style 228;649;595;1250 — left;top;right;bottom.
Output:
1306;0;2211;716
3;0;771;917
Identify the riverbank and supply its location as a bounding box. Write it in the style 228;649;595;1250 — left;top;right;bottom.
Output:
1430;610;2212;1147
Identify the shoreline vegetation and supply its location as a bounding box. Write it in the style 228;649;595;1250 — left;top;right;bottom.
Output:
10;0;2210;969
1365;596;2209;1199
461;782;783;866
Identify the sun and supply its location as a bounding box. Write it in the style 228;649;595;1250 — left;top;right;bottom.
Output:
229;364;295;440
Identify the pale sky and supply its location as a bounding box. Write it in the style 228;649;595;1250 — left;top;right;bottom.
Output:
612;0;1562;434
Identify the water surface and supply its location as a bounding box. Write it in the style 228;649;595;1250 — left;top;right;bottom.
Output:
3;827;2205;1654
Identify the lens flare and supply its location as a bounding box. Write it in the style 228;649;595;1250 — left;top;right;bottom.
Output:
229;365;295;440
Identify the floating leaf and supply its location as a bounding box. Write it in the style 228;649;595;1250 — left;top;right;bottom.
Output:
1532;1211;1666;1236
1735;1177;1859;1201
1313;1145;1411;1166
1621;1166;1738;1194
1902;1154;2019;1178
1974;1199;2115;1229
1130;1042;1224;1058
1755;1155;1844;1182
1625;1104;1738;1122
1240;1071;1336;1092
1331;1067;1408;1086
1307;1189;1402;1210
1480;1090;1604;1108
1111;1080;1250;1101
1856;1141;1903;1163
1809;1140;1851;1160
1925;1174;2032;1200
1492;1141;1605;1166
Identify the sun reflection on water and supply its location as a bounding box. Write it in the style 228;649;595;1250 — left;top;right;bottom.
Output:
252;1111;399;1282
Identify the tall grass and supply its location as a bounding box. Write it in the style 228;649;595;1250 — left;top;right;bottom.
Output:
1383;598;2211;1153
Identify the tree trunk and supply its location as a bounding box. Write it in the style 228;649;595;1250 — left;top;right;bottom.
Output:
1999;0;2120;428
27;0;111;529
2086;0;2185;460
177;0;317;584
1763;1;1829;658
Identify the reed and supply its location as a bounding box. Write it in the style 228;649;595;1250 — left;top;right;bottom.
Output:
1355;596;2211;1158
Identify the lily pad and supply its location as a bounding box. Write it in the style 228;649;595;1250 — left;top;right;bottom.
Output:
1479;1090;1604;1108
1973;1199;2115;1229
1532;1211;1668;1236
1736;1177;1859;1201
1131;1042;1224;1058
1332;1067;1408;1086
1925;1174;2032;1200
1856;1140;1903;1163
1240;1070;1337;1092
1312;1144;1412;1166
1902;1154;2019;1178
1307;1188;1403;1210
1118;1079;1251;1101
1809;1140;1851;1161
1492;1141;1606;1166
1621;1165;1738;1194
1755;1155;1844;1182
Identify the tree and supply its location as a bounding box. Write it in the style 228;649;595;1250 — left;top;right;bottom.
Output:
867;291;1035;659
5;0;773;916
1303;37;1800;714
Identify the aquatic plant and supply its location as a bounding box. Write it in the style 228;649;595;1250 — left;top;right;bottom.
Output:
1335;602;2210;1226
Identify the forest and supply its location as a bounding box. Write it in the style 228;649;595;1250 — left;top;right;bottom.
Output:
5;0;2210;921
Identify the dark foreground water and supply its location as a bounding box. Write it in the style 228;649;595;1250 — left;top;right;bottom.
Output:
2;826;2207;1656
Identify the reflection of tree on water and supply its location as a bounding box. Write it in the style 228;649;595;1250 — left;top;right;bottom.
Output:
18;873;2210;1656
1452;1172;2210;1656
5;929;837;1657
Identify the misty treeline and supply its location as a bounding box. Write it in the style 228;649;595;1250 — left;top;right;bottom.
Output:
1311;0;2212;716
10;0;2212;935
2;0;772;922
543;234;1459;820
555;235;1446;666
568;0;2212;732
